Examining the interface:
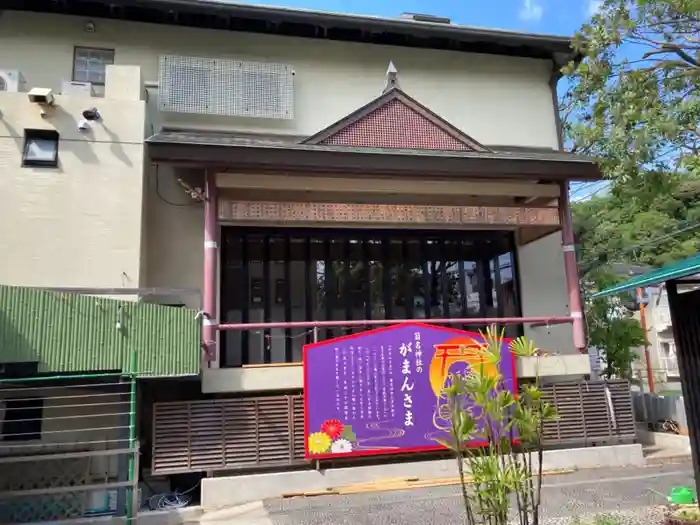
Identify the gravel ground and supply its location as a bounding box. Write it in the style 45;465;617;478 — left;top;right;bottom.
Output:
537;506;667;525
264;464;693;525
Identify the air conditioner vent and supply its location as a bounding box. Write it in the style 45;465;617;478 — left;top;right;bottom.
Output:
400;13;452;24
61;80;95;97
158;55;295;120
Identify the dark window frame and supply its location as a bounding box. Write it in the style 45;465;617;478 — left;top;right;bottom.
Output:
72;46;116;86
22;129;60;168
2;397;44;442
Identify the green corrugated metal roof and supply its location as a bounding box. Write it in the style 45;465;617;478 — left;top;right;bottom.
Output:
0;285;201;376
591;254;700;298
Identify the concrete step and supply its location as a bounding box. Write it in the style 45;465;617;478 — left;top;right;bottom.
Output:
643;445;692;467
646;454;691;467
199;501;272;525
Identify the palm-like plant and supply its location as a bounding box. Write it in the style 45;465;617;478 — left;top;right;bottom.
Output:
435;327;557;525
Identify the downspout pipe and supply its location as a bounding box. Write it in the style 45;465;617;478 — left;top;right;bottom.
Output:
559;182;587;352
549;60;565;151
203;170;219;366
552;63;588;353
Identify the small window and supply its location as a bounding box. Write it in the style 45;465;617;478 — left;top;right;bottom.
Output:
22;129;59;168
2;398;43;441
73;46;115;86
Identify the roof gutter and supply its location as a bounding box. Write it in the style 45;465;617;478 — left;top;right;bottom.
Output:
136;0;571;44
59;0;578;65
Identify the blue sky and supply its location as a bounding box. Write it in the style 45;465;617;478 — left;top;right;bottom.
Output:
238;0;601;37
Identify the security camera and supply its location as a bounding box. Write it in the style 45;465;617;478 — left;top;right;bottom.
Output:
28;87;55;106
82;108;101;121
78;118;90;132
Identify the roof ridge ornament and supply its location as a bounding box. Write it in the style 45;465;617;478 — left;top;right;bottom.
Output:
383;61;399;93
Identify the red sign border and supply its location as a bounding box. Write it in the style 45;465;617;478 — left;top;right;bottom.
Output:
302;322;519;460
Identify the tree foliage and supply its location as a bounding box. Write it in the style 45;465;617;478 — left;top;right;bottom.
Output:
564;0;700;272
572;172;700;271
563;0;700;376
582;270;646;378
563;0;700;181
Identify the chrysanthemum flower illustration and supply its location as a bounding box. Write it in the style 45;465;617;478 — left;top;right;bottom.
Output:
320;419;344;440
308;432;332;455
330;438;353;454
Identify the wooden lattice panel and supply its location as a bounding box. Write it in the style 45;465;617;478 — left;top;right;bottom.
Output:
218;201;560;227
541;380;635;447
152;394;306;474
152;382;635;475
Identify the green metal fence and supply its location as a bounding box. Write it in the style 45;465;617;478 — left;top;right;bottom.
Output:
0;370;139;524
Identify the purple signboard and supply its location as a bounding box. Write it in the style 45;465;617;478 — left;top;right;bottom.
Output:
303;322;517;459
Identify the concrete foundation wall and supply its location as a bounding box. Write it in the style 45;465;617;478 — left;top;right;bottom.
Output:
200;444;644;510
201;354;592;393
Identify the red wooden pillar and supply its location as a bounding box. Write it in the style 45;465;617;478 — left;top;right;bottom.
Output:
559;182;586;352
203;170;219;366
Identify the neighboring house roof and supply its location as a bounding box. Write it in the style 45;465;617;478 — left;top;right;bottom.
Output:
8;0;578;66
0;285;201;376
302;87;488;152
592;254;700;298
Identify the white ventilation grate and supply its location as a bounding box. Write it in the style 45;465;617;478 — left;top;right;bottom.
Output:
158;55;295;119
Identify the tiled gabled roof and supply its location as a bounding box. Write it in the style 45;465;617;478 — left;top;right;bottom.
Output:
302;87;488;152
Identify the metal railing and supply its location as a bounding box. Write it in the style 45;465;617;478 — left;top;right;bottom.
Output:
217;315;574;331
661;355;680;376
0;372;139;524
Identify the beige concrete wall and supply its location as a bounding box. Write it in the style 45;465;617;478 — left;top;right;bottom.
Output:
0;68;146;289
143;166;204;308
518;232;573;354
0;11;559;149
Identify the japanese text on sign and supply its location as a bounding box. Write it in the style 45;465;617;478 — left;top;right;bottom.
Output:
399;341;414;427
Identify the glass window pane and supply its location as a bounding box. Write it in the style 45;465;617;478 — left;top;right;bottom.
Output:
88;71;104;84
73;48;114;85
26;138;56;161
73;70;89;82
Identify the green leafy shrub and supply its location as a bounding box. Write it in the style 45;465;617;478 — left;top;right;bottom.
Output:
435;326;557;525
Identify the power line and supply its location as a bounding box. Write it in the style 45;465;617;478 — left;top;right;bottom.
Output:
570;181;611;200
570;182;599;197
581;220;700;274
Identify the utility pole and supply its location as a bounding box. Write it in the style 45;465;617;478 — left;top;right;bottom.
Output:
637;287;655;393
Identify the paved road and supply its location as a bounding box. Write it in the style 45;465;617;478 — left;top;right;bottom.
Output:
262;464;694;525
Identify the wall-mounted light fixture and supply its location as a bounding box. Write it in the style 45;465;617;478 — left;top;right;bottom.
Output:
78;107;101;132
